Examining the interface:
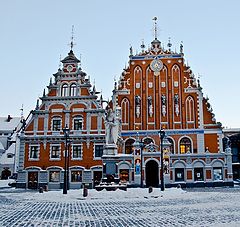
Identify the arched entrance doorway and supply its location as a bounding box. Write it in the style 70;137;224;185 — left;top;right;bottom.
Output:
1;168;11;180
145;160;159;187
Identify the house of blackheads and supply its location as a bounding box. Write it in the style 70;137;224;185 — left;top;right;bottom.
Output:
16;21;233;189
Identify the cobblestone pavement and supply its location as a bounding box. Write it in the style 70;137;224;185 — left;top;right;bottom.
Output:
0;187;240;227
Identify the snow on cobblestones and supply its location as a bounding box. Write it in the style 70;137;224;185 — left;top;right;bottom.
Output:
0;187;240;226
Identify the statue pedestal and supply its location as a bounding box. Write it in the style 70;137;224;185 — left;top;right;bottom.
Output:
103;144;118;156
134;174;141;185
102;144;118;177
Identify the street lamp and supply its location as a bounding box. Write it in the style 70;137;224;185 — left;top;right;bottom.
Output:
63;124;70;194
159;129;165;191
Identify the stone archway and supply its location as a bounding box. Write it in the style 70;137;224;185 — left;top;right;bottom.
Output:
145;160;159;187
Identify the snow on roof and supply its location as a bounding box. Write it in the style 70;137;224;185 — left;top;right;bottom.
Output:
0;143;15;165
0;116;21;132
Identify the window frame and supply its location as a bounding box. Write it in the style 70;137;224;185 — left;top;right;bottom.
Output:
179;137;192;154
29;145;40;160
175;168;185;182
73;117;83;131
94;144;104;159
50;145;61;160
213;167;223;181
61;84;68;97
52;118;62;131
72;144;82;160
49;171;60;182
70;83;77;96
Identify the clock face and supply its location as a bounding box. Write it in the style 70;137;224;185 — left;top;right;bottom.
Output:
66;64;73;72
150;59;163;72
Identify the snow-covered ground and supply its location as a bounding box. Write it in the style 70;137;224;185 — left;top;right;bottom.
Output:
0;182;240;227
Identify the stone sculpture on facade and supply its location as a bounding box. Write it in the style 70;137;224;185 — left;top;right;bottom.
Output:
135;95;141;118
161;94;167;116
147;96;153;117
174;94;179;116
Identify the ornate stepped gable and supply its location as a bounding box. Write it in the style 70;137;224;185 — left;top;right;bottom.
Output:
18;49;105;189
116;37;220;132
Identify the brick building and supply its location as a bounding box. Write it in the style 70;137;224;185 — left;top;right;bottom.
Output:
110;29;233;187
17;48;105;189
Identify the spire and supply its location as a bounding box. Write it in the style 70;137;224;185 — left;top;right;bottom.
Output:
180;41;183;53
58;55;62;69
140;39;145;53
152;17;158;40
36;99;39;110
129;45;133;56
167;37;172;52
69;25;76;51
49;77;52;86
43;89;46;97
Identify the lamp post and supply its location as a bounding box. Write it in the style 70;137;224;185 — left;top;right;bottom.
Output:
63;124;70;194
159;129;165;191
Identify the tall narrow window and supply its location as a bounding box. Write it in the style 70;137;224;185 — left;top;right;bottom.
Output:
186;96;195;122
94;144;104;158
167;137;174;154
70;83;77;96
29;146;39;160
125;138;135;154
50;145;60;159
73;117;83;130
180;137;192;154
121;98;129;125
72;145;82;159
52;118;61;131
61;84;68;96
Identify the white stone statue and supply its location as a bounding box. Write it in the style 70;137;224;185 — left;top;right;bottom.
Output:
105;109;118;145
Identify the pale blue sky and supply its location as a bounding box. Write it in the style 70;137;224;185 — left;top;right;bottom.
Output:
0;0;239;128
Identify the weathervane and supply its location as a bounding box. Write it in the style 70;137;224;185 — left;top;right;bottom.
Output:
69;25;76;50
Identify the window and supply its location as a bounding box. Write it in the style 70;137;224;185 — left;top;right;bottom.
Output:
180;137;192;154
175;168;184;181
7;154;13;158
94;144;104;158
119;169;129;182
70;83;77;96
194;168;204;181
52;119;61;131
61;84;68;96
29;146;39;159
72;145;82;159
143;137;154;145
125;138;135;154
213;167;223;180
50;145;60;159
73;118;83;130
167;138;174;154
49;171;60;182
71;171;82;182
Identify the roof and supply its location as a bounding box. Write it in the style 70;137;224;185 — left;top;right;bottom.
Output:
0;117;21;131
61;50;80;63
0;143;15;165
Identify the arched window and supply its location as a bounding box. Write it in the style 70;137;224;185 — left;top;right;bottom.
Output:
61;84;68;97
180;137;192;154
186;96;195;122
167;137;174;154
125;138;135;154
73;116;83;130
70;83;77;96
143;137;154;146
121;98;129;125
